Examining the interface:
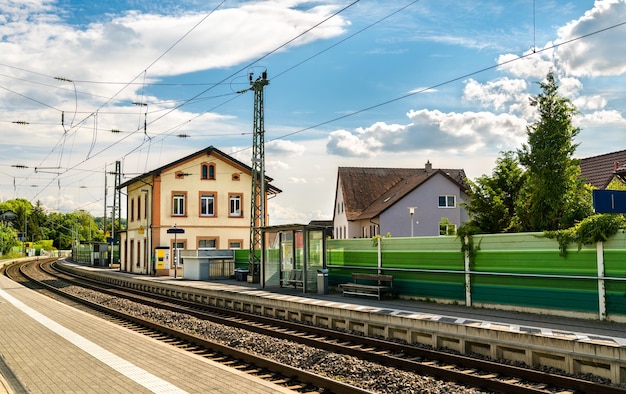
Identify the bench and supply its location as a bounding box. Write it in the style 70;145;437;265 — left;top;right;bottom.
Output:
281;269;304;288
340;273;394;300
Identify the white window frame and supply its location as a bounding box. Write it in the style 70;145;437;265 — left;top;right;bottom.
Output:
173;194;185;216
229;194;242;217
200;193;215;216
438;195;456;208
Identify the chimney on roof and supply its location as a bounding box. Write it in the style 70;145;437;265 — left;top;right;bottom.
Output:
425;160;432;173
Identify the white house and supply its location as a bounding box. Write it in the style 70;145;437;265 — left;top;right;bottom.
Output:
333;162;470;238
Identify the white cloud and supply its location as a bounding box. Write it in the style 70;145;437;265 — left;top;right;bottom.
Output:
555;0;626;77
266;139;305;156
326;129;377;158
573;95;607;111
496;49;555;80
574;109;626;127
288;177;307;184
463;77;529;114
326;109;528;158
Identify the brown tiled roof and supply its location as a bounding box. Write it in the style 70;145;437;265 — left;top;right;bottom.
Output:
338;167;468;221
579;149;626;189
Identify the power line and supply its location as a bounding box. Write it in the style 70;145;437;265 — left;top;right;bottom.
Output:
265;18;626;144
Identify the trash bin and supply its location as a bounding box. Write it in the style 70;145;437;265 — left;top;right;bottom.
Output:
317;269;329;295
235;268;249;281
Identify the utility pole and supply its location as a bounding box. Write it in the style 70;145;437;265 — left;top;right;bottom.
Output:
247;71;269;283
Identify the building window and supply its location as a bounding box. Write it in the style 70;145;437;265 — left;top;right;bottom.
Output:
439;223;457;236
200;163;216;180
438;195;456;208
172;241;185;266
198;239;216;249
136;240;141;267
137;197;141;220
172;192;186;216
130;199;135;222
228;240;242;249
229;194;243;217
232;173;240;181
200;193;215;216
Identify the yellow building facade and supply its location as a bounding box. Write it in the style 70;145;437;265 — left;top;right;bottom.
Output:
118;146;280;275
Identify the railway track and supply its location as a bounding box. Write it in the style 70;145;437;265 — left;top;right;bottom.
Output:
4;259;369;394
7;258;626;394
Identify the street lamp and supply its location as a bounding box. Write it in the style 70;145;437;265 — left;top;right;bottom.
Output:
408;207;417;237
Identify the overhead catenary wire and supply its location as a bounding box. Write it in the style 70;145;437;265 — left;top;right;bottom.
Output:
264;18;626;144
23;1;228;199
6;3;626;207
63;4;626;187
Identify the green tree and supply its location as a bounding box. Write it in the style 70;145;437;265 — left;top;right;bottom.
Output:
463;151;525;233
0;198;33;239
0;223;18;255
28;200;48;242
606;178;626;191
516;72;592;231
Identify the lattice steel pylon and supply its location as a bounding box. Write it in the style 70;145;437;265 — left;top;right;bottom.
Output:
248;71;269;282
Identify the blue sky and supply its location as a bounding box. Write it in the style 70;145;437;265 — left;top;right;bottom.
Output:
1;0;626;224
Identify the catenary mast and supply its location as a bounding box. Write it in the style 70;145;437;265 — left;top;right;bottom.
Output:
248;71;269;282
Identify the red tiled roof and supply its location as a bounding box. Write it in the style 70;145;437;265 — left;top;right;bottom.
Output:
579;149;626;189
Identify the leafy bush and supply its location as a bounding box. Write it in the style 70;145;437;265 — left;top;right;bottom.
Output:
544;214;626;256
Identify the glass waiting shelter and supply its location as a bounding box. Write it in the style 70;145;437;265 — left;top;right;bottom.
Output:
261;223;329;293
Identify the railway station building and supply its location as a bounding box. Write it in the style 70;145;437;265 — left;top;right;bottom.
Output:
117;146;281;276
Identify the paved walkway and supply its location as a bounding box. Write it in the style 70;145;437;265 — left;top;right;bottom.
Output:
0;274;294;394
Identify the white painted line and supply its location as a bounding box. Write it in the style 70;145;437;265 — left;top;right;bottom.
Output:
0;289;188;394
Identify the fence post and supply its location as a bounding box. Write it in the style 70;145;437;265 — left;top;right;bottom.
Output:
464;236;472;307
377;236;382;275
597;241;607;320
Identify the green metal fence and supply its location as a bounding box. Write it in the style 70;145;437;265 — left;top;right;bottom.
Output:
327;231;626;319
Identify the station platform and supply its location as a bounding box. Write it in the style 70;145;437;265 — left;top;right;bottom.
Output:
3;260;626;392
0;272;294;394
